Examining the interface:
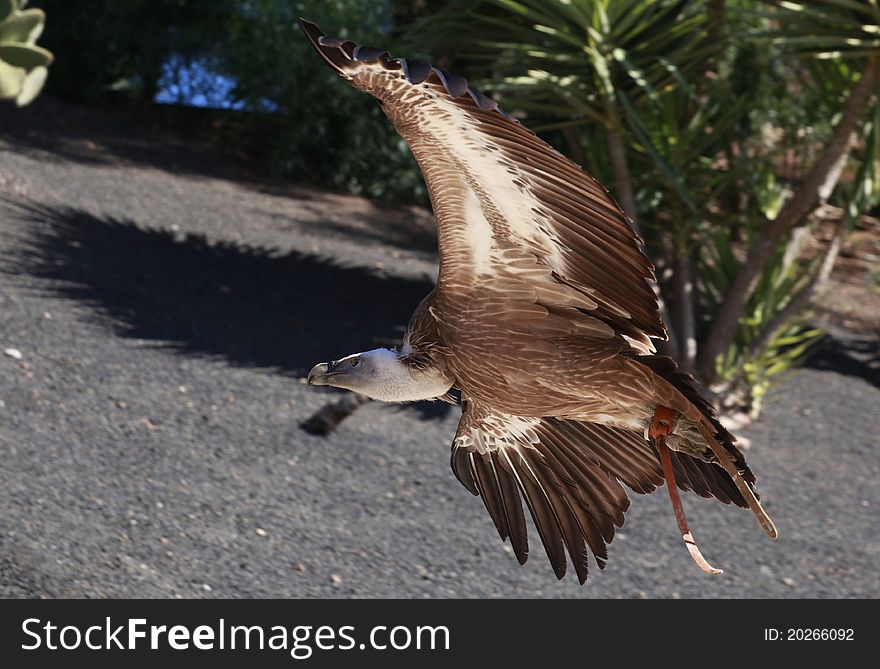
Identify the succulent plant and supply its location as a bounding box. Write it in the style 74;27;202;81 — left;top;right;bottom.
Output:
0;0;52;106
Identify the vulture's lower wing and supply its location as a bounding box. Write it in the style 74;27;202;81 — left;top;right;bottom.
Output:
451;403;753;583
451;399;631;584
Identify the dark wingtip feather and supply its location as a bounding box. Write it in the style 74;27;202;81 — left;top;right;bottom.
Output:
401;58;432;84
470;453;511;543
353;45;388;62
298;18;353;74
490;452;529;565
467;88;499;112
300;18;510;120
451;447;479;496
434;68;469;97
298;18;324;47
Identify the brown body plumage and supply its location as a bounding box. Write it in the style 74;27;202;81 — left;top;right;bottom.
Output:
301;20;775;583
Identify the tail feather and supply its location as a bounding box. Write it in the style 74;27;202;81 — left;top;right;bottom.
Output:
635;354;757;494
637;354;778;538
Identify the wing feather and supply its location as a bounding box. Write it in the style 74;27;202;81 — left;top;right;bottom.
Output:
497;448;569;580
490;451;530;565
549;418;750;507
450;401;752;581
451;399;631;583
300;19;665;347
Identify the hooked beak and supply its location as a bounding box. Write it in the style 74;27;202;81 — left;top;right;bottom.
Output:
307;361;334;386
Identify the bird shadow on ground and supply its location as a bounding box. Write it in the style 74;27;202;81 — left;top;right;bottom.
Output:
804;334;879;389
3;203;452;422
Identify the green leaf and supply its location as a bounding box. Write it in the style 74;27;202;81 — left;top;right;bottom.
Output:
0;8;44;44
758;0;880;59
0;0;17;24
0;56;23;98
617;89;694;209
14;62;44;105
0;41;52;69
811;0;880;19
613;47;659;101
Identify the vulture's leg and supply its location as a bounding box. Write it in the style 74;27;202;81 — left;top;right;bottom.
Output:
694;421;778;539
650;406;723;575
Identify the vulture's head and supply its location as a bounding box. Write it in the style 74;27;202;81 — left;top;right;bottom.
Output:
307;347;454;403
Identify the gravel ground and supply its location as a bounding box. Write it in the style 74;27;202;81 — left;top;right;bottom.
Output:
0;99;877;598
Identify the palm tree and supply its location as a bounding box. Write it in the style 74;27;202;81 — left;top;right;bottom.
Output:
424;0;714;228
698;0;880;382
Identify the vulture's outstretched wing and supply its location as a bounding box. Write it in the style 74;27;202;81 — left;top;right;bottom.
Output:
451;399;630;583
300;20;665;351
451;401;751;582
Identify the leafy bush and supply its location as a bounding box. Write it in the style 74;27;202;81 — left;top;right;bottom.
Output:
30;0;229;102
29;0;425;201
210;0;425;201
698;226;824;414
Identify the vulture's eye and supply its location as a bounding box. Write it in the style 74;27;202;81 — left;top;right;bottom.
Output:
350;358;360;368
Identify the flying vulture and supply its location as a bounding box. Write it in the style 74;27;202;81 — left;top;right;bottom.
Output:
301;19;777;584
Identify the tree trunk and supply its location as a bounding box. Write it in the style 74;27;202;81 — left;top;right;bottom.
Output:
706;0;726;48
697;57;880;382
606;127;640;235
562;125;587;168
606;124;681;359
699;0;726;87
674;247;698;372
781;223;813;273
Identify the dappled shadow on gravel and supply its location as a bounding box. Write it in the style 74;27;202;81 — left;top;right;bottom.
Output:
249;204;438;255
5;203;450;420
804;334;879;389
0;97;250;181
1;98;440;257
